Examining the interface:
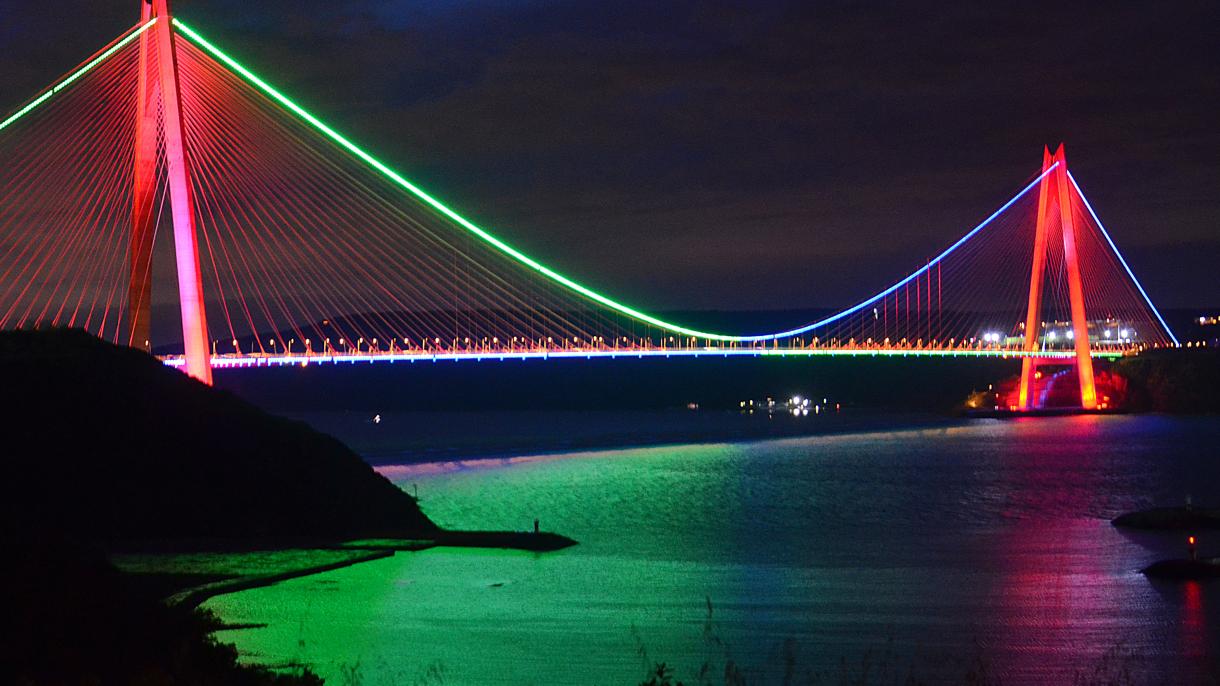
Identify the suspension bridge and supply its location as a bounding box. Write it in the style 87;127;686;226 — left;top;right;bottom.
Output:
0;1;1179;411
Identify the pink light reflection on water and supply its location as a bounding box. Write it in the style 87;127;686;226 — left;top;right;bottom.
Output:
1180;581;1211;660
983;414;1216;681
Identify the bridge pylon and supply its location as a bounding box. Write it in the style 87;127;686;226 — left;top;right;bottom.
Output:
131;0;212;384
1017;144;1096;410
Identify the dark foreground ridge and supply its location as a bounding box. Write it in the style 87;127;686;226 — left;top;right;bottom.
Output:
0;328;437;684
0;329;573;684
0;328;436;543
0;329;583;553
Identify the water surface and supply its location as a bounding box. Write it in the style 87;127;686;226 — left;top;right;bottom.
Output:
208;414;1220;684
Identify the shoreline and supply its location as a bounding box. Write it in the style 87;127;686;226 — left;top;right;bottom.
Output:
360;409;976;472
362;411;1216;476
370;412;1157;477
128;531;579;610
167;550;395;609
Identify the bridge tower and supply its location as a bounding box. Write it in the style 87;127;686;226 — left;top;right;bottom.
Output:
1017;145;1096;410
130;0;212;384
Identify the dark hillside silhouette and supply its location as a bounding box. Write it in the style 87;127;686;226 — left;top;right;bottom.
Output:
0;329;435;544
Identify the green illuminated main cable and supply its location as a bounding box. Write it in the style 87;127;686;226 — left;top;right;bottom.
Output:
173;18;784;343
0;19;157;134
176;20;1077;348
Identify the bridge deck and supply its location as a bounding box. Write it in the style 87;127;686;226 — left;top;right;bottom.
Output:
159;346;1131;370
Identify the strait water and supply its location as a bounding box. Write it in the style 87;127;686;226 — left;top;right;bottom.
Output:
207;414;1220;684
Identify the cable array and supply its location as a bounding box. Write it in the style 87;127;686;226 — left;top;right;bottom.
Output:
0;21;1178;360
0;27;144;346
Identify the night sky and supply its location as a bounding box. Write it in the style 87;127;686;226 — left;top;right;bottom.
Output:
2;1;1217;311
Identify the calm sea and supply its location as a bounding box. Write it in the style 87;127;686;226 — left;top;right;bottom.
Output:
207;413;1220;684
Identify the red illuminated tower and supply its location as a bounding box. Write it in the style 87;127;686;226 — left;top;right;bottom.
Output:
1017;145;1096;410
130;0;212;384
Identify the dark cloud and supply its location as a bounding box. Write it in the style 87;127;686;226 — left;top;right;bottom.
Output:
2;0;1216;309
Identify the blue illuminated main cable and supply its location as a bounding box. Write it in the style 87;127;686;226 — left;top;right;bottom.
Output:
760;164;1057;339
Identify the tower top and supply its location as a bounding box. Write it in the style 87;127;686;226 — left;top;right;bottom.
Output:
1051;143;1067;169
143;0;174;20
